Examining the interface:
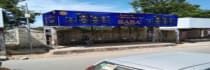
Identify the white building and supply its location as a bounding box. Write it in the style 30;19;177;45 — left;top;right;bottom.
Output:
160;18;210;43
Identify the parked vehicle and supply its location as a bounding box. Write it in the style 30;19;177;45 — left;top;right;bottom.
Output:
86;52;210;70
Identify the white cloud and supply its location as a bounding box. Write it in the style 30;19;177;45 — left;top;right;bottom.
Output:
19;0;133;27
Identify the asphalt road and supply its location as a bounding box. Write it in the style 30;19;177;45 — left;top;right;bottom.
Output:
2;41;210;70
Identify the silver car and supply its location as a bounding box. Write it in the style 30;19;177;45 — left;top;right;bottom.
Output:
86;52;210;70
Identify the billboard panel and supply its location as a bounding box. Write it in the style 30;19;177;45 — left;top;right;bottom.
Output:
43;10;178;27
0;8;3;28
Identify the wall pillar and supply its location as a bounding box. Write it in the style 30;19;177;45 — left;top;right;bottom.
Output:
175;29;180;43
152;27;159;42
44;27;58;48
201;29;205;38
51;27;57;48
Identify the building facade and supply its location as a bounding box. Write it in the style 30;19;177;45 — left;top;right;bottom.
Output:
160;18;210;42
43;10;178;47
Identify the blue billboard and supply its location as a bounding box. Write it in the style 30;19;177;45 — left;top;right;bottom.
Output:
43;10;177;27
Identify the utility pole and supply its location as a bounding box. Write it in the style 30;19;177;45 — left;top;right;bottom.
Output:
24;3;33;55
0;28;6;60
0;8;7;60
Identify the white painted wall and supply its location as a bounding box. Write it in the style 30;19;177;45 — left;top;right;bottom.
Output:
178;18;210;28
177;18;191;28
160;18;210;30
189;18;210;28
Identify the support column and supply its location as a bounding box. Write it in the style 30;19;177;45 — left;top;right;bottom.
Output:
144;27;148;42
44;27;50;45
152;27;159;42
135;27;139;41
201;29;205;38
128;26;132;41
118;26;121;42
175;29;180;44
44;27;58;48
51;27;58;48
90;26;94;44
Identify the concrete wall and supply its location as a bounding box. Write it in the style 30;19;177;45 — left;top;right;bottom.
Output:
5;28;19;46
18;28;46;47
5;28;47;49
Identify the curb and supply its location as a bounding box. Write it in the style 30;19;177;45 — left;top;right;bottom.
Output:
52;43;176;55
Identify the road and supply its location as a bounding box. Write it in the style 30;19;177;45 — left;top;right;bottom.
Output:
2;41;210;70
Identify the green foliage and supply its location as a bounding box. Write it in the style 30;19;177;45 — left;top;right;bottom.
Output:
130;0;210;18
0;0;39;27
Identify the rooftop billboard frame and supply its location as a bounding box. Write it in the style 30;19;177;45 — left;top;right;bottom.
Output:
43;10;178;27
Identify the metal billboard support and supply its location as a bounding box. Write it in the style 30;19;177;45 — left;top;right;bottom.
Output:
24;3;33;55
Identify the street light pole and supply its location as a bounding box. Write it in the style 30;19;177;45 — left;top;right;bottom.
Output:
25;3;33;55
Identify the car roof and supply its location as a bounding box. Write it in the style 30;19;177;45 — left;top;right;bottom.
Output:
105;52;210;70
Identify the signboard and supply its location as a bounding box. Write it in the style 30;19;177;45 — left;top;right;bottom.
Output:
0;8;4;28
43;10;178;27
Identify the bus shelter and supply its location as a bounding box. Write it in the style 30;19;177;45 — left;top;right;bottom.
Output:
43;10;177;47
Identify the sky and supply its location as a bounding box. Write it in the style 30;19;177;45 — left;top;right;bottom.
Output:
19;0;210;28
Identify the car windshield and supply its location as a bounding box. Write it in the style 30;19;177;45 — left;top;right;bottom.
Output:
94;62;142;70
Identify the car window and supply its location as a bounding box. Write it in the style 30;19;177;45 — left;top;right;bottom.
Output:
94;62;142;70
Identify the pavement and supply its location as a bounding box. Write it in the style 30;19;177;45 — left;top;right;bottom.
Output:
8;42;175;60
50;42;176;55
2;41;210;70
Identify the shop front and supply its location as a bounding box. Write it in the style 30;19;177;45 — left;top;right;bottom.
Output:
160;18;210;43
43;10;177;47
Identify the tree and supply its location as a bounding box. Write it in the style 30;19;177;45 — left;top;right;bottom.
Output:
0;0;39;28
130;0;204;17
192;10;210;18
